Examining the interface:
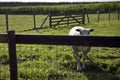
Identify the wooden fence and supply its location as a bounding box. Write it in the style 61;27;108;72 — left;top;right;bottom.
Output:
0;30;120;80
96;8;120;22
4;12;85;31
2;8;119;32
49;13;85;28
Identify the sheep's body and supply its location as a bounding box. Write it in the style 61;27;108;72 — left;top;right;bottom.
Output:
68;26;94;71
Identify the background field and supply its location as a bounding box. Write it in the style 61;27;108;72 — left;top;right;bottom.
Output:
0;2;120;80
0;2;120;14
0;12;119;34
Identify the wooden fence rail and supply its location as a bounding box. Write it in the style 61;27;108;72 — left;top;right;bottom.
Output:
0;31;120;80
0;32;120;47
49;12;85;28
15;35;120;47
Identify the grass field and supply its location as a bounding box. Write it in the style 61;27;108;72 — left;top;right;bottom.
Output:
0;11;119;33
0;13;120;80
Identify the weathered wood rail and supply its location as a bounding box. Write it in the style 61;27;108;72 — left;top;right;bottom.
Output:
49;13;85;28
0;32;120;47
0;31;120;80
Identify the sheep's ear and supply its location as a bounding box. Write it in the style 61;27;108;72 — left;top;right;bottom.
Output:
76;29;82;34
90;29;94;32
76;29;81;32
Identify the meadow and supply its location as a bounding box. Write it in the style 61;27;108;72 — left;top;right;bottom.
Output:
0;9;120;80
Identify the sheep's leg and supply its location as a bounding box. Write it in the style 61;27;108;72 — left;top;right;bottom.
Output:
74;52;82;71
71;47;82;71
82;51;88;70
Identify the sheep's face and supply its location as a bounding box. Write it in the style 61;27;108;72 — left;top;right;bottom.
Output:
76;28;94;36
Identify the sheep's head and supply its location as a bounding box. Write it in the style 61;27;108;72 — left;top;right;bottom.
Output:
76;28;94;36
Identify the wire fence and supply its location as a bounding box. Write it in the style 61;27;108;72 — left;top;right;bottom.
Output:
87;10;119;23
0;8;119;33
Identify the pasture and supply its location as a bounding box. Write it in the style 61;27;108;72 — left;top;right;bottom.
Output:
0;13;120;80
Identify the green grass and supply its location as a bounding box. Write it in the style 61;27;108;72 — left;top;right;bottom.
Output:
0;14;49;33
0;13;120;80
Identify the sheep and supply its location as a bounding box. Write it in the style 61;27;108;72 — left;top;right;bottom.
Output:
68;26;94;71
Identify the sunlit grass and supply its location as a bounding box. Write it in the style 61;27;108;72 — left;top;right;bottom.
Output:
0;13;120;79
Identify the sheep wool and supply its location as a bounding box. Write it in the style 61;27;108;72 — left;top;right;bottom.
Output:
68;26;94;71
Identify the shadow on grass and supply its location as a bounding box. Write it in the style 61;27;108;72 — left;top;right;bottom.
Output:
60;59;120;80
97;56;120;59
83;72;120;80
17;27;48;33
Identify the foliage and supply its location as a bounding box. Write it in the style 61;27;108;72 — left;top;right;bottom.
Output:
0;2;120;14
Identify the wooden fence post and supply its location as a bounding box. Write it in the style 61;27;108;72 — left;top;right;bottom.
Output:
97;9;100;22
6;12;9;32
33;11;36;29
82;9;85;24
85;8;90;23
8;30;18;80
40;15;49;28
49;12;52;28
118;8;120;20
108;8;111;21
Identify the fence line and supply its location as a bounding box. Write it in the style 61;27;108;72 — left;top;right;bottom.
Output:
33;11;36;29
0;30;120;80
2;8;120;32
5;12;9;31
96;8;120;22
0;32;120;47
49;13;85;28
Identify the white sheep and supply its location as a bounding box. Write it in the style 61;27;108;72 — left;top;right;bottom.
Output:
68;26;94;71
